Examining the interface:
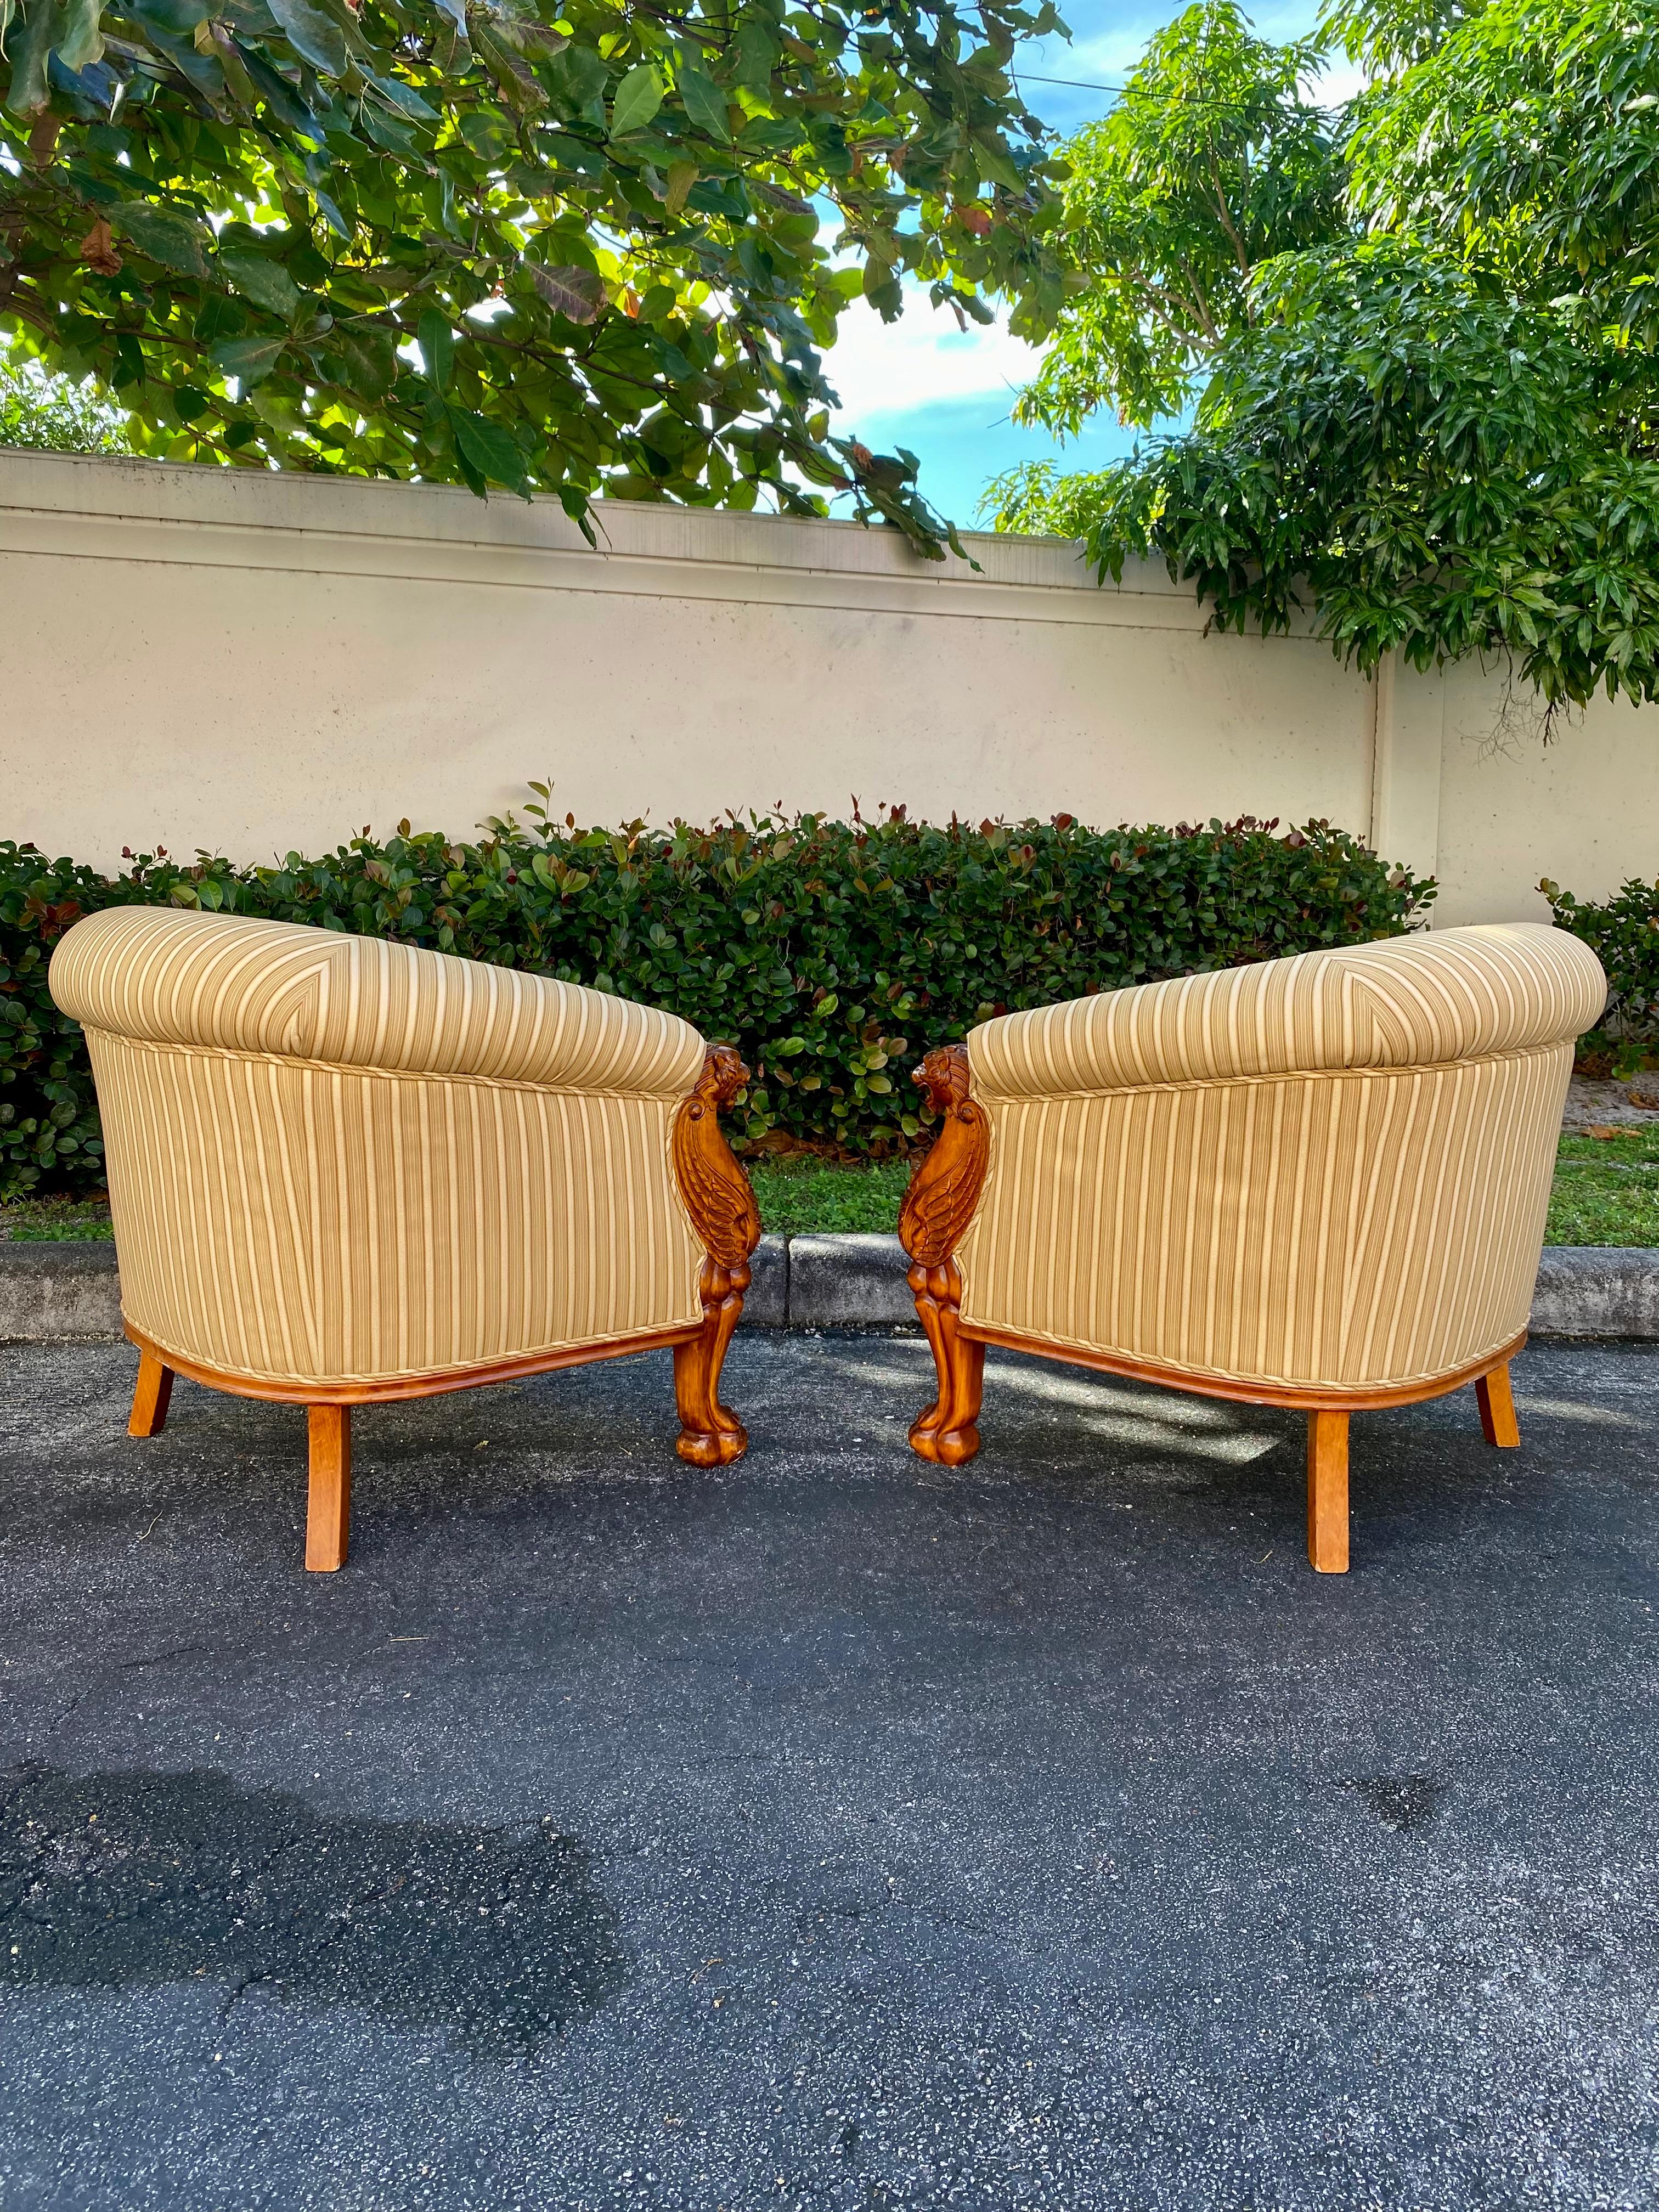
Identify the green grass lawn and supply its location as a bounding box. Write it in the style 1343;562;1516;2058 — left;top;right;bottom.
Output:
0;1194;115;1240
1547;1125;1659;1245
744;1155;912;1235
5;1135;1657;1244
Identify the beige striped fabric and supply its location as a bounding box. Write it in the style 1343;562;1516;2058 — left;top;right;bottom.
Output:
50;908;710;1389
52;906;705;1094
956;926;1605;1393
970;924;1606;1097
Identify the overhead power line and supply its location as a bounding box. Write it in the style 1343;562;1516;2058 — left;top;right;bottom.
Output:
1014;72;1127;92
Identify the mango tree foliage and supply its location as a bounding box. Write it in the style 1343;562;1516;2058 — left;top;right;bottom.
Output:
999;246;1659;719
991;0;1659;718
1345;0;1659;344
0;0;1069;551
1318;0;1480;69
1012;0;1344;435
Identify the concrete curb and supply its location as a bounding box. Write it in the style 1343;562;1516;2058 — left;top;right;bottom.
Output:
5;1237;1659;1344
0;1242;126;1342
1529;1245;1659;1338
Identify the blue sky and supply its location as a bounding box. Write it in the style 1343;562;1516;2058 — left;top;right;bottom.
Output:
820;0;1351;531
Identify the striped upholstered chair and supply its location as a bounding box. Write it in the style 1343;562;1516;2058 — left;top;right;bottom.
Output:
50;907;759;1571
898;924;1605;1572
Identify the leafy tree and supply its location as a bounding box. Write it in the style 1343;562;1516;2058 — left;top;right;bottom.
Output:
1345;0;1659;342
1013;0;1344;433
1;337;131;448
0;0;1069;554
1318;0;1479;70
991;0;1659;721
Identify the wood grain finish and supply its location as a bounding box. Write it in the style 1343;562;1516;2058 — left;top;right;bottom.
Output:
899;1047;989;1268
1306;1411;1350;1573
957;1324;1527;1413
899;1047;993;1464
128;1350;173;1438
123;1317;708;1573
671;1046;761;1466
956;1321;1527;1575
122;1318;702;1407
1476;1361;1521;1448
305;1406;351;1573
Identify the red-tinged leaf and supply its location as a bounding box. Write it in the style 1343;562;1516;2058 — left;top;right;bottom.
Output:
527;262;605;324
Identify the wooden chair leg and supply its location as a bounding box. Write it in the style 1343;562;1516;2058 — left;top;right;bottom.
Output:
128;1351;174;1438
907;1261;984;1465
306;1405;351;1572
1476;1362;1521;1448
898;1047;991;1468
674;1261;749;1467
1307;1409;1350;1574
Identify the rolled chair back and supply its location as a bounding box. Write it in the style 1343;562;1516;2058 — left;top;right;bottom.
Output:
956;924;1606;1391
50;906;710;1390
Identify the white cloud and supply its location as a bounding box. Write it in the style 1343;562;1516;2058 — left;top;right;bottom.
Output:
821;288;1046;426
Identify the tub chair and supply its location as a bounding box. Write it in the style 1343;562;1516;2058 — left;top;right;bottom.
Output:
50;907;760;1571
898;923;1605;1573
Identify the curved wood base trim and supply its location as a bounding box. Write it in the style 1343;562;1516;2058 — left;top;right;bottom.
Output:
121;1318;704;1407
955;1324;1527;1414
123;1314;714;1575
931;1323;1528;1577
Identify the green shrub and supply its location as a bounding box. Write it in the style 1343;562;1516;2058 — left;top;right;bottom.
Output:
1541;877;1659;1079
1;806;1433;1201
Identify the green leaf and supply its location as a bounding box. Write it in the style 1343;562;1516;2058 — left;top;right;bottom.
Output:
609;60;664;138
113;202;213;281
58;0;104;74
969;132;1024;194
266;0;346;77
210;335;287;387
311;190;353;242
320;323;397;400
675;55;729;141
217;250;303;323
447;404;530;493
544;40;605;114
417;311;454;394
2;0;56;115
733;21;775;96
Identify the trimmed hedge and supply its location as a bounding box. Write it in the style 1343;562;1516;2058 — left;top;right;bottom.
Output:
1;807;1434;1201
1541;875;1659;1077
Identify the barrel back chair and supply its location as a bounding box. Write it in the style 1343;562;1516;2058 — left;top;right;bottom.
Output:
898;923;1605;1572
50;907;759;1571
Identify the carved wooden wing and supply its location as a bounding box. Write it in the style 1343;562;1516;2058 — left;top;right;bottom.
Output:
673;1047;762;1268
898;1046;990;1269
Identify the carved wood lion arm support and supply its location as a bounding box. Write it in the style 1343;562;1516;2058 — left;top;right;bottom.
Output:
897;1045;991;1465
671;1045;763;1466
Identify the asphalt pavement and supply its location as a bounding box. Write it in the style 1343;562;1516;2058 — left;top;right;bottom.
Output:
3;1329;1657;2211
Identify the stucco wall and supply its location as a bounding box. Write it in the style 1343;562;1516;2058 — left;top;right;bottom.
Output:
3;448;1654;922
